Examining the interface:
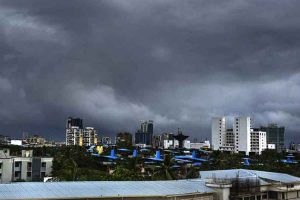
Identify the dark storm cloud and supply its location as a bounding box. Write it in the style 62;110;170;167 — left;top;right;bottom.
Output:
0;0;300;142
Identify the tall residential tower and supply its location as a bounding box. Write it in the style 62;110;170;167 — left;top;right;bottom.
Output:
212;116;266;155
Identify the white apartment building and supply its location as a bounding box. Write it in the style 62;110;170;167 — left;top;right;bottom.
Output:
211;117;226;151
0;149;53;183
212;116;267;155
66;126;97;146
250;128;267;154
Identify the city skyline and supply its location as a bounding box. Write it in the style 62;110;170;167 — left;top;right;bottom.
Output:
1;1;300;141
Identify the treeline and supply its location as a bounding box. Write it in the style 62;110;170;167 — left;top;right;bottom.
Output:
1;145;300;181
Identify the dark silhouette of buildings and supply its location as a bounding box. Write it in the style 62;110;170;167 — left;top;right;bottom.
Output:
135;120;153;146
261;123;285;152
173;129;189;149
66;117;83;129
116;132;133;148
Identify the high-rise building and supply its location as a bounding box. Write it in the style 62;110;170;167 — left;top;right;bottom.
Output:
116;132;133;148
233;116;251;154
83;127;98;147
65;118;97;146
66;126;83;146
211;117;226;151
212;116;267;155
250;128;267;154
135;120;153;146
260;123;285;152
140;120;153;135
66;117;83;129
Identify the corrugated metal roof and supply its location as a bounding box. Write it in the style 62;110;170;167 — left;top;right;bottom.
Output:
248;170;300;183
0;180;214;199
1;169;299;199
200;169;300;184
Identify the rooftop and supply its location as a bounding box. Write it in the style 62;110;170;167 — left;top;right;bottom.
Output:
200;169;300;184
0;180;213;200
1;169;300;199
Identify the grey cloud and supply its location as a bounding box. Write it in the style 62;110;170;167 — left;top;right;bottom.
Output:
0;0;299;142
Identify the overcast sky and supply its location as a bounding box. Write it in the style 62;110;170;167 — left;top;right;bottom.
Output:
0;0;300;142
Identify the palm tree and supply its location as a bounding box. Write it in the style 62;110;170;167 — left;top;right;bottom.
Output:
151;154;176;180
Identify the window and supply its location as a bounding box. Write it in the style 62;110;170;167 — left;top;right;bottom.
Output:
27;162;32;170
27;172;31;177
0;163;2;169
15;162;21;168
14;171;20;178
268;191;278;199
41;162;46;168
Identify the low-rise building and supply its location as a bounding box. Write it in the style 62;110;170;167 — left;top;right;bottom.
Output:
1;169;300;200
160;132;178;149
184;140;211;149
200;169;300;200
0;135;11;145
10;139;23;146
23;135;46;146
0;149;53;183
101;136;112;145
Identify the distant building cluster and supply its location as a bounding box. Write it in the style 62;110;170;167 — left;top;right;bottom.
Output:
64;118;210;150
63;116;287;154
212;116;285;155
0;133;58;147
65;117;98;146
134;121;210;150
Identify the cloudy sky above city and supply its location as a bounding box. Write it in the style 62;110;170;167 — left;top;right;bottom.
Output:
0;0;300;141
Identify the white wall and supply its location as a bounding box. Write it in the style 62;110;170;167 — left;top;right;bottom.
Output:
234;117;251;155
212;117;226;150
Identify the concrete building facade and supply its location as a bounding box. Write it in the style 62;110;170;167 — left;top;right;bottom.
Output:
212;116;267;155
135;120;154;146
65;117;98;147
0;149;53;183
261;123;285;152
